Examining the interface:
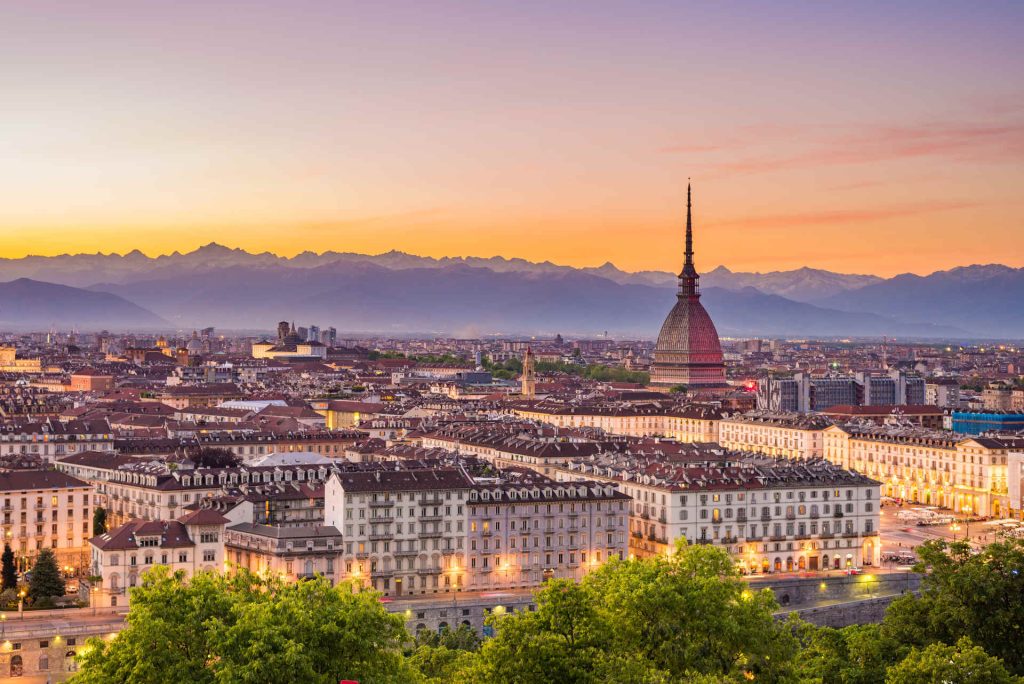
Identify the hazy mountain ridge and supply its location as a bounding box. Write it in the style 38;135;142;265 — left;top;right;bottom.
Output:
84;262;965;338
0;279;168;330
0;243;883;299
2;245;1019;337
820;264;1024;336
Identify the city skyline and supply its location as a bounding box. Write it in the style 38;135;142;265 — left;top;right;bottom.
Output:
2;1;1023;277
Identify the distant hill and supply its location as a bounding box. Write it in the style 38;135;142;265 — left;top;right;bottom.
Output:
0;279;168;330
87;263;963;338
0;244;1015;337
0;242;883;299
819;265;1024;337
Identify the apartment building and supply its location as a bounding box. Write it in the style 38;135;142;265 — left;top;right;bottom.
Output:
89;509;229;607
0;419;113;462
556;453;881;573
114;429;366;461
420;424;613;477
57;452;351;527
464;474;629;590
718;412;831;460
824;424;1019;517
224;523;343;582
0;470;93;572
324;468;473;597
512;402;723;443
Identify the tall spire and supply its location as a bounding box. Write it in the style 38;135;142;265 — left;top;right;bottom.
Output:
685;181;693;267
678;180;700;297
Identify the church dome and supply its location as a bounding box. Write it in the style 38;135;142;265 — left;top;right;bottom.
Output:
655;297;723;365
650;184;726;388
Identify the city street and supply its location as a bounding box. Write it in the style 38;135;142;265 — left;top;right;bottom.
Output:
878;501;1008;563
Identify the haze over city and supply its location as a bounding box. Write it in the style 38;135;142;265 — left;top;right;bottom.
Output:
2;1;1023;276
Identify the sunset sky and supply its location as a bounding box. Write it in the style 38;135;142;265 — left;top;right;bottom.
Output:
1;1;1022;276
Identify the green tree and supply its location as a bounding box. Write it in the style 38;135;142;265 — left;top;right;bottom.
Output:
471;542;797;683
885;637;1021;684
28;548;65;600
794;621;899;683
92;507;108;536
880;537;1024;674
407;645;477;684
74;567;411;684
1;544;17;590
414;623;481;651
669;384;688;394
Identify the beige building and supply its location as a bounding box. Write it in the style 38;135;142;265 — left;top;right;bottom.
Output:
224;523;343;582
824;425;1018;518
556;453;881;573
718;412;831;460
0;470;93;573
0;419;114;463
89;509;229;607
513;403;722;443
464;478;629;591
324;468;472;597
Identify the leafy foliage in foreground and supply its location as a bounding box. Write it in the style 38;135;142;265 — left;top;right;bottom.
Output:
73;568;411;684
73;538;1024;683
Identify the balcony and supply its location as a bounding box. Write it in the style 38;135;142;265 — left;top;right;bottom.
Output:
394;549;419;557
369;532;393;541
810;512;820;519
420;514;443;522
695;538;712;545
760;514;772;522
769;535;787;542
419;497;444;507
833;510;844;518
419;531;444;539
369;500;395;508
720;536;738;544
372;515;395;524
417;566;443;575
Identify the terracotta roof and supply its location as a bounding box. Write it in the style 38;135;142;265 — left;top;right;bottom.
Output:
0;470;90;492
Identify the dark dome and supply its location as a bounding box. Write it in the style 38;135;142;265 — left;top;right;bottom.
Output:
654;296;723;364
650;183;726;388
651;293;726;387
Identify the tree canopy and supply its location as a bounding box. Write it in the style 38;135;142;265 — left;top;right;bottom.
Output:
1;544;16;591
92;506;108;536
28;548;65;601
71;537;1024;683
470;542;797;683
74;568;411;684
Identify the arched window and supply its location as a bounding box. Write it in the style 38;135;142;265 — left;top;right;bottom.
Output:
10;655;23;677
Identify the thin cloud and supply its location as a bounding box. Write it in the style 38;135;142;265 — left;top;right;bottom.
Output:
709;201;980;229
702;121;1024;176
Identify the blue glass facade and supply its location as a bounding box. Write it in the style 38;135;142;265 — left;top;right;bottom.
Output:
951;411;1024;435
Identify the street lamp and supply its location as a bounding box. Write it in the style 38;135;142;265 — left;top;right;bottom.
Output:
17;590;25;618
950;521;961;542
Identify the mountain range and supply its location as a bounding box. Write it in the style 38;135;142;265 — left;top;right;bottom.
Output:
0;279;169;330
0;244;1020;338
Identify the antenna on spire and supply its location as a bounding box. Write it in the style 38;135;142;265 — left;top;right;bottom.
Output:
678;179;700;296
685;180;693;267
